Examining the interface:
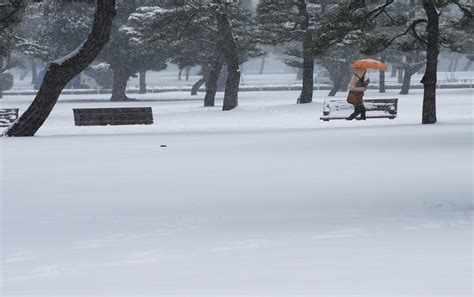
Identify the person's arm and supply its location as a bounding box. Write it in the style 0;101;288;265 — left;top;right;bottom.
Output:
364;78;370;87
349;76;366;92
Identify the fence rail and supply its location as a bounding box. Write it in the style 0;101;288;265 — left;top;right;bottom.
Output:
3;80;473;96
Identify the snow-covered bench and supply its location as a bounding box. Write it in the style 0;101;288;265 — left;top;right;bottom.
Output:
73;107;154;126
0;108;19;127
320;98;398;121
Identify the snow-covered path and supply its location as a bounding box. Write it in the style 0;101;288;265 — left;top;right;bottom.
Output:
1;89;473;296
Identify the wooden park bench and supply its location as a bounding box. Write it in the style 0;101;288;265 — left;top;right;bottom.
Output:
73;107;154;126
0;108;19;127
320;98;398;121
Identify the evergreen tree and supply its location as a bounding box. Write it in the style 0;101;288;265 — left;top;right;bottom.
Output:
4;0;116;137
124;0;262;109
257;0;326;104
0;0;29;73
360;0;472;124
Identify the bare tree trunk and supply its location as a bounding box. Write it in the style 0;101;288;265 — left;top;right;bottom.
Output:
328;80;339;97
296;68;303;80
0;72;3;99
191;64;209;96
463;59;472;71
178;68;183;81
191;78;205;96
341;74;351;92
259;56;266;75
111;67;131;101
453;57;459;71
327;73;341;96
139;70;146;94
216;12;241;111
327;65;350;96
4;0;116;137
298;29;314;104
391;64;397;77
185;66;191;81
31;59;38;85
295;0;314;104
448;56;454;72
400;69;414;95
379;55;386;93
204;56;224;107
397;67;404;83
421;0;439;124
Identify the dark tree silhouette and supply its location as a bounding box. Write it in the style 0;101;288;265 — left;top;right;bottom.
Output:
4;0;116;137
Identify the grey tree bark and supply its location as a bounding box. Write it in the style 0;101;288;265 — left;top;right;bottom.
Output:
185;66;191;81
111;66;133;101
400;55;423;95
259;56;266;75
296;68;303;80
379;55;386;93
204;55;224;107
139;70;147;94
4;0;116;137
390;64;397;77
328;69;350;97
191;64;209;96
299;30;314;103
397;67;404;83
31;59;38;85
463;59;472;71
421;0;439;124
400;69;415;95
296;0;314;104
216;10;240;111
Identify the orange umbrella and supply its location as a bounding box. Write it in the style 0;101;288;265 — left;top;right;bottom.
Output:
352;59;387;71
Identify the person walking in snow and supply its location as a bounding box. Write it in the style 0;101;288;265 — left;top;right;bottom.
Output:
346;67;370;121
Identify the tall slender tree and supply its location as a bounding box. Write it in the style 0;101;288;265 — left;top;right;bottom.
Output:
4;0;116;137
257;0;322;104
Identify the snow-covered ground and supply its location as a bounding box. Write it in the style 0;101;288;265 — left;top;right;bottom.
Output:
1;88;473;296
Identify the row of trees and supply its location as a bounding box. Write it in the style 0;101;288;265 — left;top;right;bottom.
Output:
1;0;473;136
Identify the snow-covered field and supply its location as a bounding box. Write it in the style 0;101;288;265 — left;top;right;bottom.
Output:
0;88;473;296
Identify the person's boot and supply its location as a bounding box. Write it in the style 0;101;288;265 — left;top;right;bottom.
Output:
346;112;357;120
347;106;360;120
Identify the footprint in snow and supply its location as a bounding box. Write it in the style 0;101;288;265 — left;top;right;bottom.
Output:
102;250;163;267
211;239;266;252
3;251;37;263
4;265;62;283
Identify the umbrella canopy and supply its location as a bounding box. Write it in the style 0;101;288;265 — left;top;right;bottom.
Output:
352;59;387;71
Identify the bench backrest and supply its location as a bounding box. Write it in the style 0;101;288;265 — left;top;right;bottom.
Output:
0;108;19;127
73;107;153;126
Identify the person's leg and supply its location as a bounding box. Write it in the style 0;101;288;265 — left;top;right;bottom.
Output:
360;104;366;120
347;105;360;120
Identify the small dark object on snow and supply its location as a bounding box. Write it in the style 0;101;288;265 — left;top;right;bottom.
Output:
160;145;167;148
0;108;19;127
73;107;153;126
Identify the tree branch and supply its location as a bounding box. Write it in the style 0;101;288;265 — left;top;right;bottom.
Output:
452;0;472;18
364;0;395;20
391;19;428;45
